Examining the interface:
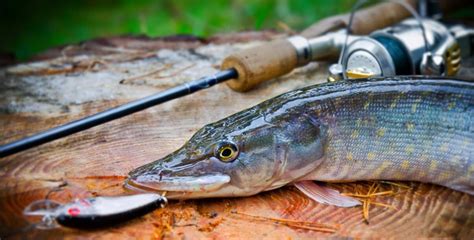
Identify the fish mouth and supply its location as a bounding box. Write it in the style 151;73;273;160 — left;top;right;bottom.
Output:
124;173;231;197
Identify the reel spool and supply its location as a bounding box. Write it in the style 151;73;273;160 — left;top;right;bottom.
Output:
340;18;461;79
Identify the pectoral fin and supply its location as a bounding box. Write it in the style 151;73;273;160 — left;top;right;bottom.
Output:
294;181;361;207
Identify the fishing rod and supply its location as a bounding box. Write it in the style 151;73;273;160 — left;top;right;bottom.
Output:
0;69;237;157
0;0;466;158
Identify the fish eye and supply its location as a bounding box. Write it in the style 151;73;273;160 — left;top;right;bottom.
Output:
215;142;239;162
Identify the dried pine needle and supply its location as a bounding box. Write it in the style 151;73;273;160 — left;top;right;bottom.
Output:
370;201;398;210
154;63;196;79
342;190;395;198
231;211;338;233
277;21;296;35
341;181;402;223
380;181;411;189
363;198;370;222
121;63;174;83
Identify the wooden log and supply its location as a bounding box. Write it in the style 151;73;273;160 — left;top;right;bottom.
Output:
1;31;473;239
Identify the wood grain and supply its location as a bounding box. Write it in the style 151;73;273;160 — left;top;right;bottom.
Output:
1;32;473;239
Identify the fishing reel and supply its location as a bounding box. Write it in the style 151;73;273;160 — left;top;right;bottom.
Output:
287;17;473;82
330;18;473;80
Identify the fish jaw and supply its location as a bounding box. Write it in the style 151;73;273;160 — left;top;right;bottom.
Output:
125;173;231;193
125;148;233;198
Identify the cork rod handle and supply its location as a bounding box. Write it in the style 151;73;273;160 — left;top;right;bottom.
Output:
221;39;298;92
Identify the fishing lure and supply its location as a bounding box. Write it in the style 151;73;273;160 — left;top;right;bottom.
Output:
126;77;474;207
23;194;167;229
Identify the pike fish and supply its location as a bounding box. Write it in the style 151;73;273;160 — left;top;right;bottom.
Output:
126;77;474;207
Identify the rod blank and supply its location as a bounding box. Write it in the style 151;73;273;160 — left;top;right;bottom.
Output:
0;69;238;158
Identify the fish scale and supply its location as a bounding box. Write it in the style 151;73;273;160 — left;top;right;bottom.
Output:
313;81;474;194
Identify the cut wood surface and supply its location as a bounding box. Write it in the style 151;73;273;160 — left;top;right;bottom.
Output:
1;31;473;239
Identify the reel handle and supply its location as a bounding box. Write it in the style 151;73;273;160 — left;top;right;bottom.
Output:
301;1;417;38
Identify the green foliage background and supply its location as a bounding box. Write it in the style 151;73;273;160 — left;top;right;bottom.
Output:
2;0;473;60
0;0;359;60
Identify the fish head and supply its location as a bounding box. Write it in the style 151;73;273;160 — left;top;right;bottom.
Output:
126;110;328;199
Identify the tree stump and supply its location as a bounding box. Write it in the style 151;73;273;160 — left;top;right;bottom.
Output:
1;31;473;239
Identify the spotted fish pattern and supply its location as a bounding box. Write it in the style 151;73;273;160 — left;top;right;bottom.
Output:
127;77;474;199
298;78;474;194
